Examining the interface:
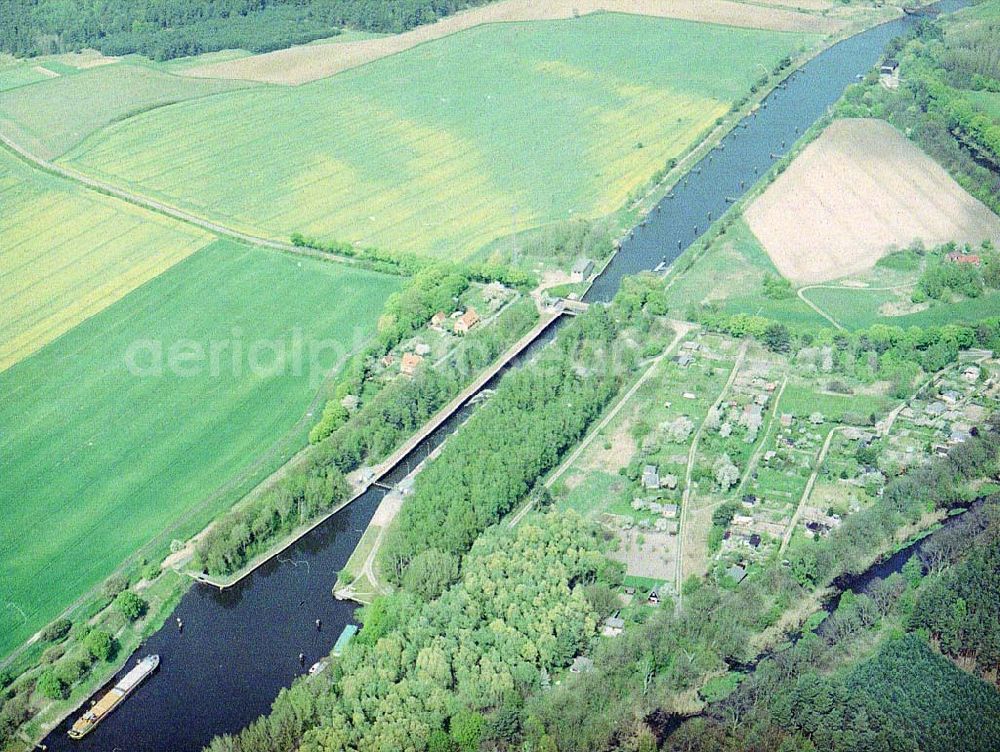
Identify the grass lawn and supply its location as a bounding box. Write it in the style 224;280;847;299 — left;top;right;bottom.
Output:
779;383;893;422
59;14;816;259
0;147;212;372
801;285;1000;330
558;471;623;518
0;240;399;658
0;62;254;159
966;89;1000;120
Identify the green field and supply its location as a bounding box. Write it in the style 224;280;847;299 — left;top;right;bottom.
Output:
0;240;399;657
0;64;54;92
0;62;254;159
58;14;815;259
0;147;212;371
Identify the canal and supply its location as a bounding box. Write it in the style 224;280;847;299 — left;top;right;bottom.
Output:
43;3;967;749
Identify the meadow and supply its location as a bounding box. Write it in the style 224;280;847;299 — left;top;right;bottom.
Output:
0;62;254;159
666;219;828;327
59;13;816;259
0;240;399;657
0;148;211;371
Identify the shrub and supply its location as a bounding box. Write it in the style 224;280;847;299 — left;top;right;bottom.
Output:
102;574;129;600
54;658;88;687
36;670;67;700
114;591;147;621
41;618;72;643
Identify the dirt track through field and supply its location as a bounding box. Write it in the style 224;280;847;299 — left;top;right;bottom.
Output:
183;0;843;85
745;118;1000;285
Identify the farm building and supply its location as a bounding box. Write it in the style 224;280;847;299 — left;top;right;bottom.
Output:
454;307;480;334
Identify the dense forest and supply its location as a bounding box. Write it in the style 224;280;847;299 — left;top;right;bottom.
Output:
204;510;618;752
838;7;1000;213
0;0;496;60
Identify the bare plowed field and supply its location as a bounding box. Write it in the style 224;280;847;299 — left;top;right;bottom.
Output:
184;0;842;85
745;118;1000;285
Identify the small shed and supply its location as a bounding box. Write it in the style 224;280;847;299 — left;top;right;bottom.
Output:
571;258;595;281
642;465;660;490
726;565;748;584
925;401;947;416
602;616;625;637
570;656;594;674
430;311;447;328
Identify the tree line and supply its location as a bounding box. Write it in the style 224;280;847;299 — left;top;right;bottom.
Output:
695;305;1000;399
663;497;1000;752
0;1;498;60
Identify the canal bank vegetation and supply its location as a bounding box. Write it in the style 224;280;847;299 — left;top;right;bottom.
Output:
194;294;540;578
203;510;616;752
515;419;1000;752
200;425;1000;752
0;569;185;751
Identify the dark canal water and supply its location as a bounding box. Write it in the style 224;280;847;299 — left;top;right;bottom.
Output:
43;3;967;750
